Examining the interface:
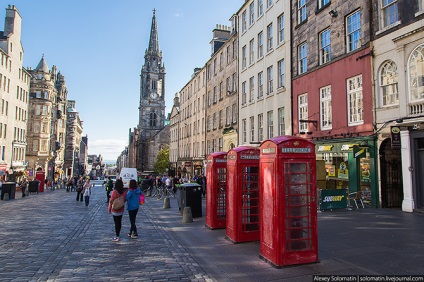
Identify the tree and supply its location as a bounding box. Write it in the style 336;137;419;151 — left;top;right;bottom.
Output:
154;146;169;174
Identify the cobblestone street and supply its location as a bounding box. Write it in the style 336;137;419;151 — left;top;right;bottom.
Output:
0;183;211;281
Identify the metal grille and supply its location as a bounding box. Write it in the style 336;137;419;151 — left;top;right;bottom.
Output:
216;167;227;219
285;161;313;251
241;166;259;232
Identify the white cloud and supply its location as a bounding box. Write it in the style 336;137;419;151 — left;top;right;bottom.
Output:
89;139;127;161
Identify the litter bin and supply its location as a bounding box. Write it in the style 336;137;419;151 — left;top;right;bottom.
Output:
1;182;16;200
180;183;202;218
28;181;39;194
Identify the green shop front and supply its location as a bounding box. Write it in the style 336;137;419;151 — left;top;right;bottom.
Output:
314;137;378;208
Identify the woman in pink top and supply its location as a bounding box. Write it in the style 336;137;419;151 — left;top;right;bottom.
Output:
108;179;127;242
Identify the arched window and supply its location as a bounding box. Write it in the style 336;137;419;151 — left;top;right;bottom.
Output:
409;44;424;102
149;111;157;127
380;60;398;106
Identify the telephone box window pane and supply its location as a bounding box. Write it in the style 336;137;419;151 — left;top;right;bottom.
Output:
241;166;260;231
217;167;227;219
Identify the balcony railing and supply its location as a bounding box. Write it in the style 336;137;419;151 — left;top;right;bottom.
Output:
409;101;424;115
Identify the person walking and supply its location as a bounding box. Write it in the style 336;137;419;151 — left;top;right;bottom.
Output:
108;179;127;242
83;179;92;207
20;178;28;197
76;177;84;201
105;176;114;203
126;179;141;239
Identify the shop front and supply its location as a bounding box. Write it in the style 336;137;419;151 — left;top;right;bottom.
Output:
314;137;378;208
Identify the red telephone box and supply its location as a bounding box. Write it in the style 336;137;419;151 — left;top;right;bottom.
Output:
206;152;227;229
226;146;260;243
259;136;318;267
35;170;45;192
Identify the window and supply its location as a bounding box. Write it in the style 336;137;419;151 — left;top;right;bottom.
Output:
267;23;273;51
227;45;231;64
250;116;255;142
232;103;237;123
249;2;255;25
258;0;263;16
267;0;273;9
258;32;264;58
249;39;255;65
226;107;230;125
232;73;237;92
278;59;285;88
242;10;247;32
41;122;48;133
298;94;308;132
380;60;399;106
258;72;264;98
419;0;424;12
242;81;247;104
213;86;217;103
219;110;223;127
249;76;255;102
207;116;211;131
220;82;224;100
267;111;273;139
320;86;332;129
347;75;363;125
298;43;308;74
278;107;285;135
267;66;273;94
242;119;247;143
298;0;307;24
258;114;264;141
278;14;284;43
347;10;361;52
213;112;217;129
33;140;39;152
408;44;424;102
381;0;398;28
226;77;231;93
242;45;247;69
319;0;330;9
319;29;331;64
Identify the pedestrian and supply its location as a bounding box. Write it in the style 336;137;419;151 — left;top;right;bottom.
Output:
76;177;84;201
20;177;28;197
83;179;92;207
126;179;141;239
108;179;127;242
105;176;114;203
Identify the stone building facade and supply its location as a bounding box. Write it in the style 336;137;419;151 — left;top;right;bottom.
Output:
26;56;68;180
63;100;83;178
205;25;239;158
237;0;292;147
371;0;424;211
0;5;30;181
178;65;208;178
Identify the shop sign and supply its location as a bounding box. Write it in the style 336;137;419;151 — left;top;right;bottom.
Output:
391;126;401;149
317;145;334;152
353;147;366;159
184;162;192;167
320;189;347;210
215;159;227;163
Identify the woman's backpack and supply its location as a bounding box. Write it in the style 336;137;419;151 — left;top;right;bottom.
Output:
112;194;125;210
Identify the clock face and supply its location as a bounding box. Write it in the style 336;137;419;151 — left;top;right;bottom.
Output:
150;92;158;99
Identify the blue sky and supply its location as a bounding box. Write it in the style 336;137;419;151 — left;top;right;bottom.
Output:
3;1;243;161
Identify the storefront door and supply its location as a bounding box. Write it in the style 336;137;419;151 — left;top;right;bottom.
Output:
416;142;424;210
379;139;403;208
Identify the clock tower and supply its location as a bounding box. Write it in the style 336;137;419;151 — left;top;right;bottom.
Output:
137;9;167;171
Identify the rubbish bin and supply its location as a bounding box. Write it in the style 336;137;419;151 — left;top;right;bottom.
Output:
180;183;203;218
28;181;39;194
1;182;16;200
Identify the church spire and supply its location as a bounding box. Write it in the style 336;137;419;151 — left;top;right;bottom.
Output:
148;9;160;54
